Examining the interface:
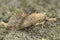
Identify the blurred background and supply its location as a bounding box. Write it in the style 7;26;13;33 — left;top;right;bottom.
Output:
0;0;60;40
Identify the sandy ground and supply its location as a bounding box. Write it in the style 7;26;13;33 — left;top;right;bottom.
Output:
0;0;60;40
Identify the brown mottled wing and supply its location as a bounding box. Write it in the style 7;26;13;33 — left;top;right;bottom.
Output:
21;13;47;29
7;13;26;30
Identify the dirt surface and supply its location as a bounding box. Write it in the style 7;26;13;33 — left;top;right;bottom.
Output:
0;0;60;40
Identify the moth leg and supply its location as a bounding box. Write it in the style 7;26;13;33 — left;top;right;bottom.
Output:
35;21;46;29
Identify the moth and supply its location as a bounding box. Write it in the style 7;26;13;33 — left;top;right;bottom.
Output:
0;12;56;30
